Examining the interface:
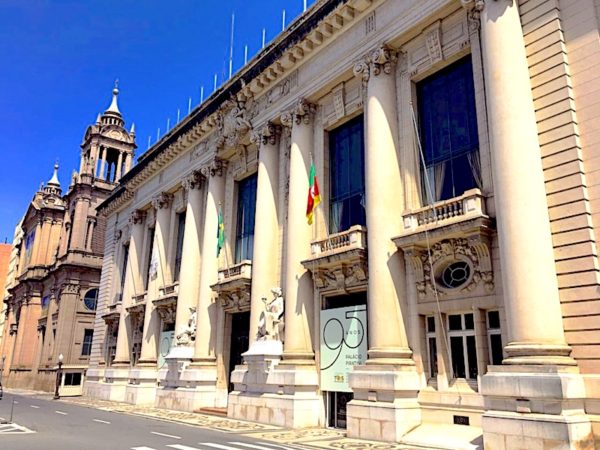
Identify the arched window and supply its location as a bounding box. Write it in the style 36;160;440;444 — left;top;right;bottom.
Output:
83;288;99;311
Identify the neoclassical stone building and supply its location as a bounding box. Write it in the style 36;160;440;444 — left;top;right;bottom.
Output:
85;0;600;447
1;87;136;394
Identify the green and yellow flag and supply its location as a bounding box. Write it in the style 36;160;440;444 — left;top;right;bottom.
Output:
217;210;225;256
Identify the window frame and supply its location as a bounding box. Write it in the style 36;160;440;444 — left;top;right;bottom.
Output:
81;328;94;357
173;212;186;282
446;312;478;380
486;310;503;366
83;288;99;311
234;173;258;264
425;315;438;380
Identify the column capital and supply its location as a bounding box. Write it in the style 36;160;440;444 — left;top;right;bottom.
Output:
151;192;174;210
200;157;227;178
251;121;282;146
281;98;316;128
129;209;146;225
181;170;205;191
461;0;485;11
353;45;397;86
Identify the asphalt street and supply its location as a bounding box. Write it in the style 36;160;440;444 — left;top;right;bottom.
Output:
0;393;305;450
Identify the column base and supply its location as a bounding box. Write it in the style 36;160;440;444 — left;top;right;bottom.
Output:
84;367;129;402
229;342;321;428
154;349;224;410
347;363;422;442
481;364;594;449
125;367;158;405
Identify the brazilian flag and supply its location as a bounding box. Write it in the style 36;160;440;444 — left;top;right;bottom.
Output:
217;211;225;256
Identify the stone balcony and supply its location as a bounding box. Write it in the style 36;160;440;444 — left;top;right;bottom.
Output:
153;282;178;325
127;292;147;316
302;225;368;293
101;302;122;325
211;261;252;313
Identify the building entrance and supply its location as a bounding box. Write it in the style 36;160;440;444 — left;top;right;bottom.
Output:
228;311;250;392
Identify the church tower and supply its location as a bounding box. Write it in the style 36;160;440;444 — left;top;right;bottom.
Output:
79;82;137;184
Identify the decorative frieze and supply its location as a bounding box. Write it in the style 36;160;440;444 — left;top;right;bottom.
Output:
425;21;443;65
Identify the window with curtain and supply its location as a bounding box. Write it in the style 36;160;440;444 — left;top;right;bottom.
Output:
329;115;366;234
235;174;257;263
417;55;481;204
173;212;186;281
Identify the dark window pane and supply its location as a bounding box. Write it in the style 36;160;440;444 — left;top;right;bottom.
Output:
173;212;186;281
427;316;435;333
145;228;155;289
464;313;474;330
487;310;500;329
466;335;478;379
329;115;366;233
428;337;438;378
235;174;258;263
450;336;466;378
449;315;462;331
120;244;129;291
417;56;480;202
490;333;503;365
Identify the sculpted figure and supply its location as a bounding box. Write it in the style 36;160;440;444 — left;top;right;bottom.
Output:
257;287;284;342
176;307;197;346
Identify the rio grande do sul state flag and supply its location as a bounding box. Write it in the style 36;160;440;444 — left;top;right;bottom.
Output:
306;161;321;225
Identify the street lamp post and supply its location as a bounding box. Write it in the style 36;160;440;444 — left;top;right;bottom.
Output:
53;353;63;400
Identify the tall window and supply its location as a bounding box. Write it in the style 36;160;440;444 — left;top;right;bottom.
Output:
173;212;186;281
417;56;481;203
447;313;478;380
329;115;366;234
81;329;94;356
120;244;129;295
144;227;155;290
235;174;257;263
426;316;438;379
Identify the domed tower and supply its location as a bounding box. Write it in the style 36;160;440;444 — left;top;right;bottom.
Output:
79;81;137;184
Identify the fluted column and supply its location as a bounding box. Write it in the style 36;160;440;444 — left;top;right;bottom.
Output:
192;158;226;363
249;123;281;345
354;46;412;364
174;171;205;342
477;0;572;364
113;210;146;366
280;99;316;364
116;151;124;181
99;147;107;180
138;192;173;365
125;153;132;173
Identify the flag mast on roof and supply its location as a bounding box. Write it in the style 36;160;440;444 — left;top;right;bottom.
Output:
229;12;235;79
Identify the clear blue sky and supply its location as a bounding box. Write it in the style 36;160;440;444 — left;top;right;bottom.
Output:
0;0;315;243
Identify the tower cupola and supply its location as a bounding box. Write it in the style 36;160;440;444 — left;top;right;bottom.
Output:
100;80;124;128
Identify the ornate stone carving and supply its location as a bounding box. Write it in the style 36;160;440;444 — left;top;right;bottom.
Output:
151;192;174;210
406;237;494;300
200;157;227;178
253;122;282;146
216;98;253;149
191;142;207;161
281;98;316;127
181;170;205;191
219;290;251;313
156;301;177;324
129;209;146;225
461;0;485;12
61;283;80;295
257;287;284;342
313;261;369;292
354;45;397;86
175;307;197;346
425;21;443;65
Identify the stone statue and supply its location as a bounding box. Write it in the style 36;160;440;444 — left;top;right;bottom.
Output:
176;307;197;346
257;287;284;342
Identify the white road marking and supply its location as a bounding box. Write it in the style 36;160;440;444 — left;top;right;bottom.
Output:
199;444;249;450
30;405;40;409
167;445;203;450
93;418;110;424
55;410;68;415
231;443;295;450
131;447;157;450
13;401;18;404
151;431;181;439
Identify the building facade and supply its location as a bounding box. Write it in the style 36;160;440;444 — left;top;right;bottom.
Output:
0;241;14;374
1;87;136;394
86;0;600;447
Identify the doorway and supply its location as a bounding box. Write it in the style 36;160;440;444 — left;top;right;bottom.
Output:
327;391;353;429
228;311;250;392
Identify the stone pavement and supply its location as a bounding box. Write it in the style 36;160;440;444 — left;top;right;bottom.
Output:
5;389;480;449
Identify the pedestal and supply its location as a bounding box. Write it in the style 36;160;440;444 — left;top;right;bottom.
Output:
481;365;593;449
84;367;128;402
124;367;158;405
228;340;321;427
348;364;422;442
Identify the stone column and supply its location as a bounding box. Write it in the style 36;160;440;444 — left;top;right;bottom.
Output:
116;151;124;182
125;154;132;173
113;210;146;366
138;192;173;365
354;46;412;364
470;1;592;447
99;147;107;180
248;122;281;345
174;170;205;342
346;46;421;442
192;158;226;364
280;99;316;364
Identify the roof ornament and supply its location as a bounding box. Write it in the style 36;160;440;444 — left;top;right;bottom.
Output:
106;79;120;114
47;161;60;187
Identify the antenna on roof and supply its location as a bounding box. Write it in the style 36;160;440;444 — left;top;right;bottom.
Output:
188;97;192;115
156;128;160;141
303;0;307;12
166;118;170;131
177;108;181;123
147;136;151;149
262;28;266;49
229;12;235;79
244;45;248;65
200;86;204;103
214;73;218;91
282;9;286;31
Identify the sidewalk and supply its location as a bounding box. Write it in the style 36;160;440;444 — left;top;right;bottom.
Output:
5;389;481;449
